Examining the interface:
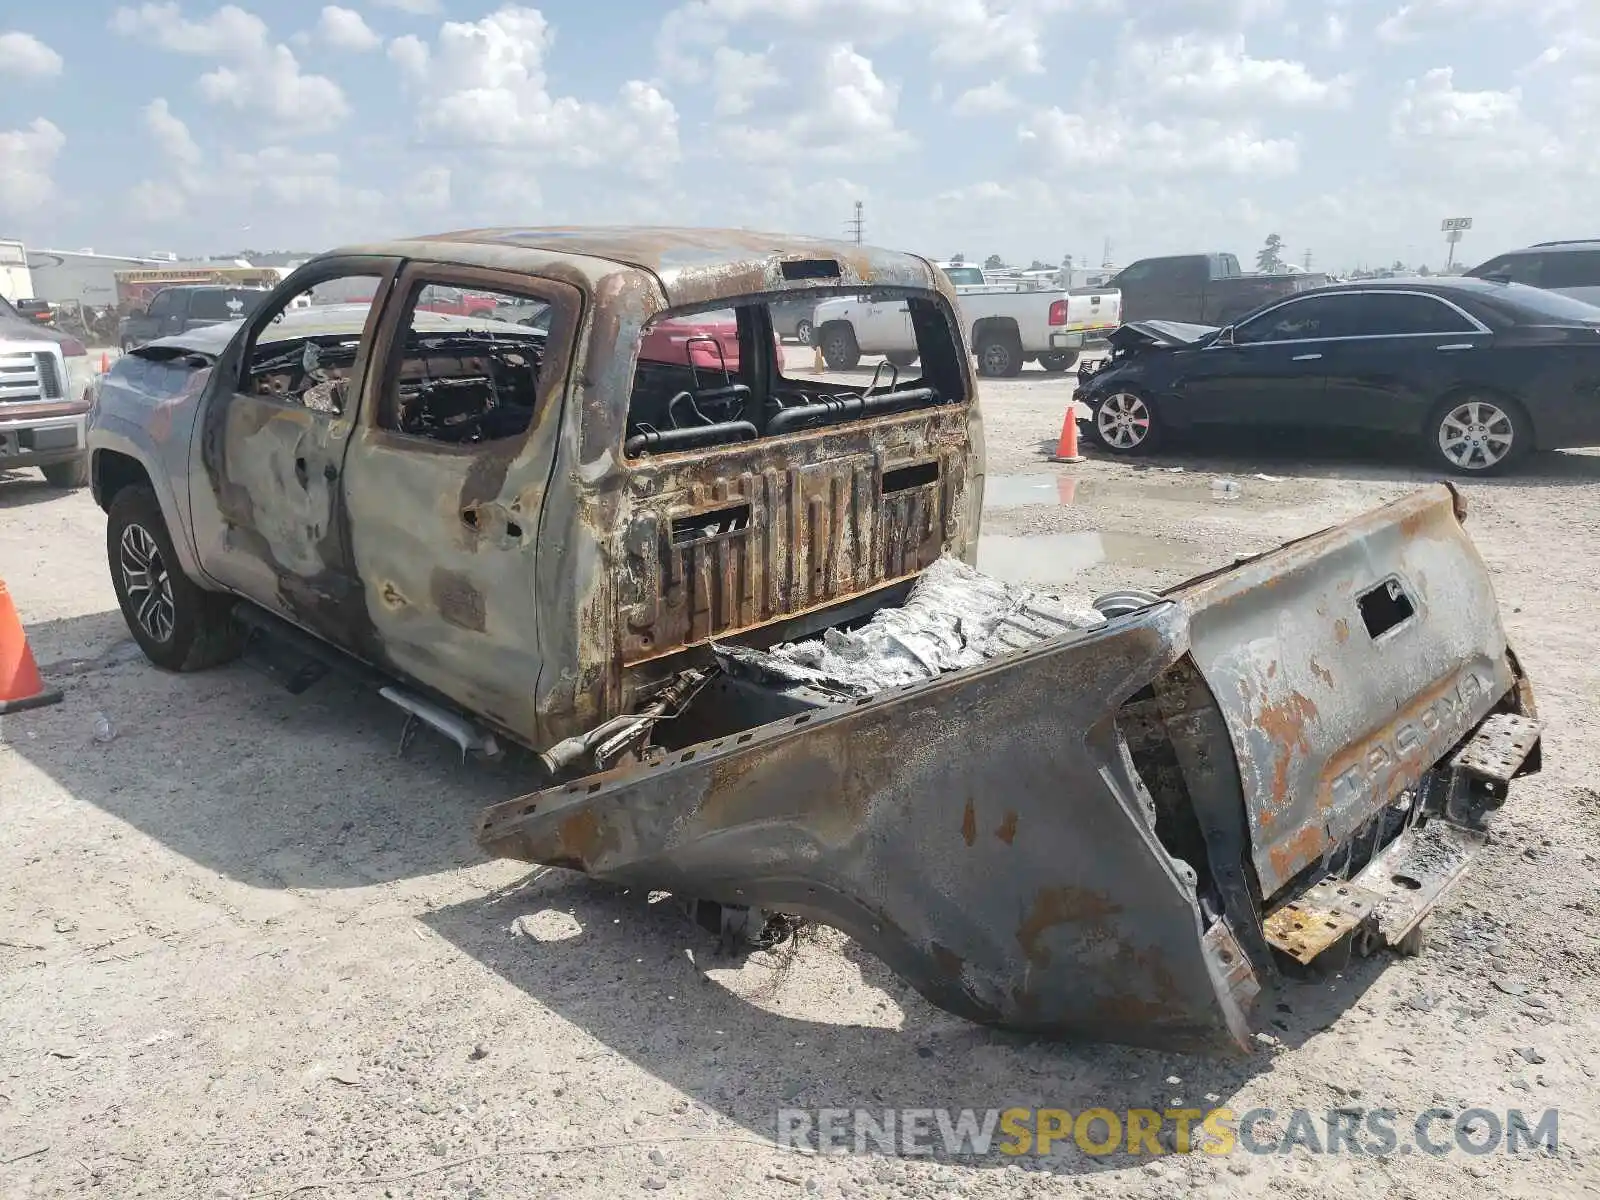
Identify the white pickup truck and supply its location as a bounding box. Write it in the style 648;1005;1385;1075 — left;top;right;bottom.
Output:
813;262;1123;377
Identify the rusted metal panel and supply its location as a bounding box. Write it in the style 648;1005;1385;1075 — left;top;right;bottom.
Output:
612;414;973;666
1262;879;1384;964
479;601;1258;1055
406;227;941;309
1173;485;1516;899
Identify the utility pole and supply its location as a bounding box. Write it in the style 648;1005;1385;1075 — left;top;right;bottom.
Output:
1303;249;1313;271
1101;237;1112;268
846;201;864;245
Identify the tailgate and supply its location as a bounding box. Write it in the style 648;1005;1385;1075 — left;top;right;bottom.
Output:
1063;288;1122;331
1172;485;1516;897
478;485;1538;1053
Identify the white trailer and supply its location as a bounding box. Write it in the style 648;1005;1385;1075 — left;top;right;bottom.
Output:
25;248;169;308
0;239;33;303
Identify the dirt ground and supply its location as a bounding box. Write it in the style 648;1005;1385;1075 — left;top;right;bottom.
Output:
2;358;1598;1199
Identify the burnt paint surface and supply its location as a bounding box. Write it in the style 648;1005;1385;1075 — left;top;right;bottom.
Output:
1174;484;1515;899
114;231;979;749
479;602;1256;1055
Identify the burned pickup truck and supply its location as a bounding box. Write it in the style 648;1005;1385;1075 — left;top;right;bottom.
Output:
85;228;1540;1054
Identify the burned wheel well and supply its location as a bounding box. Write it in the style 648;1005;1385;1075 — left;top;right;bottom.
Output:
93;450;152;514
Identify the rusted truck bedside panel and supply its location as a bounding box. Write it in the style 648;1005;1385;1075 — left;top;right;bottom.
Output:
476;486;1538;1051
480;602;1258;1054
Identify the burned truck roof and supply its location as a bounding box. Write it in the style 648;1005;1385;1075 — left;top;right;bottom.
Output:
327;226;946;308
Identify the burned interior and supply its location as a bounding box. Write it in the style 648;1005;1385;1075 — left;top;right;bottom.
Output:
623;288;966;459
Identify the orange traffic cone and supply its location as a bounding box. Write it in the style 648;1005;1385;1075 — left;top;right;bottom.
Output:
1051;400;1085;464
99;351;110;373
0;580;62;714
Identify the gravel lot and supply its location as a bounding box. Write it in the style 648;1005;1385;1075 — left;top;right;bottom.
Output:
2;359;1597;1199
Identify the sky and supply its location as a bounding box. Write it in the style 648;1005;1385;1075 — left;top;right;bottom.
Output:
0;0;1596;272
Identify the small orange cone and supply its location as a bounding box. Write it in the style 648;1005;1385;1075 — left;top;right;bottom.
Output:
1051;400;1085;464
100;351;110;373
813;346;826;372
0;580;62;714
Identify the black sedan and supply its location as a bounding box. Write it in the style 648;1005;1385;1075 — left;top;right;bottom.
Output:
1075;278;1600;474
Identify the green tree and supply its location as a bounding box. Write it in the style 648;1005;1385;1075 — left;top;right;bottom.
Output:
984;254;1005;270
950;253;965;264
1255;234;1285;273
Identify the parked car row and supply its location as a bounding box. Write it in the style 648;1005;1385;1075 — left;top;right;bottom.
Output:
1075;276;1600;475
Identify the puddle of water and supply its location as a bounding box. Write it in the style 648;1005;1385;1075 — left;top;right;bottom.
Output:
978;531;1206;585
983;473;1079;508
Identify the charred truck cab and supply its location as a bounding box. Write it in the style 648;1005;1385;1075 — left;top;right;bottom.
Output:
87;229;1540;1055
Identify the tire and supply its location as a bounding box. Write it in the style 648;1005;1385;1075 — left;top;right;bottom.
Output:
106;486;243;672
1038;351;1079;373
41;456;90;489
820;324;861;371
885;350;919;369
1425;393;1528;476
976;333;1023;378
1088;389;1161;456
795;319;813;346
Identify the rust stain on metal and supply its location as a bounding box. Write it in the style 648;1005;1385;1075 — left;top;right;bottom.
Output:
1267;820;1329;886
961;797;977;846
1255;689;1320;809
1309;656;1334;688
431;568;487;633
1016;886;1122;968
1333;617;1350;644
995;810;1019;845
554;808;620;871
379;580;407;609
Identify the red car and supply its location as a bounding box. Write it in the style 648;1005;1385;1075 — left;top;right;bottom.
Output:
638;314;783;373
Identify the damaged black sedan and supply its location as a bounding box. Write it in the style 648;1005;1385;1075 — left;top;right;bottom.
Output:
1076;278;1600;474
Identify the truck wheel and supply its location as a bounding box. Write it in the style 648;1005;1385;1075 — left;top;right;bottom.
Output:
1425;393;1527;476
820;324;861;370
885;350;919;369
1089;389;1161;455
1038;352;1079;373
41;456;90;489
107;486;243;672
795;319;813;346
976;333;1023;378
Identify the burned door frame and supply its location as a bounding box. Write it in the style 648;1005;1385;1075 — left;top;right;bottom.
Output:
189;254;401;644
338;261;586;745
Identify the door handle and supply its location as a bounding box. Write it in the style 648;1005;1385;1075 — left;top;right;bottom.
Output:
1292;353;1323;362
1436;343;1475;352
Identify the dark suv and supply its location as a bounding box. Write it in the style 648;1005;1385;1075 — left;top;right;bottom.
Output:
1466;240;1600;306
119;285;271;350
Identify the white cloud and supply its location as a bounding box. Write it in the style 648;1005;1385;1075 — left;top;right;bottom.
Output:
110;3;349;132
0;31;64;78
1323;12;1348;48
402;7;679;177
710;46;778;117
144;98;201;166
717;43;912;163
129;179;189;222
408;165;451;212
388;33;428;78
1124;35;1352;109
1371;0;1575;43
0;119;65;215
370;0;440;12
951;80;1020;116
1389;67;1565;172
110;3;270;55
658;0;1075;77
315;6;381;51
1021;108;1299;177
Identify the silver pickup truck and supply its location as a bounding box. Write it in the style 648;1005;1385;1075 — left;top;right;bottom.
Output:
0;295;96;487
85;227;1541;1053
